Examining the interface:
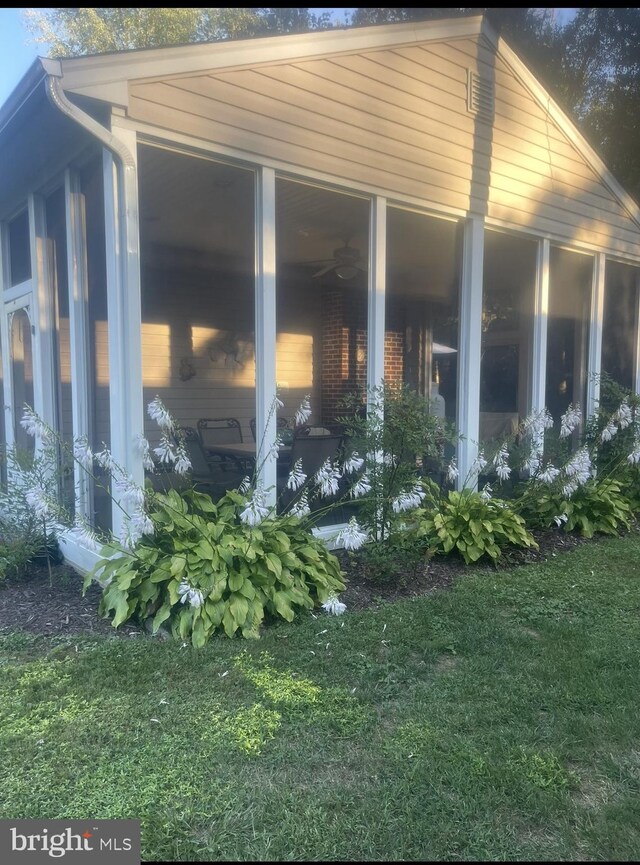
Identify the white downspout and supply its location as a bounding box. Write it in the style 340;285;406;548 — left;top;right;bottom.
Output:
45;75;144;542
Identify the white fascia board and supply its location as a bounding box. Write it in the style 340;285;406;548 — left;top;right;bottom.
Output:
497;38;640;232
56;16;485;95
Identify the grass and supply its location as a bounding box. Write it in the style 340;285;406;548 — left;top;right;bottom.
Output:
1;534;640;861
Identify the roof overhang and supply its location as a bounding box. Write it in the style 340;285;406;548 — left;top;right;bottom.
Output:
55;14;490;103
0;62;97;219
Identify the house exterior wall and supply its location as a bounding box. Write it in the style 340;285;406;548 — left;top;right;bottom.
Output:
2;20;640;572
127;35;640;258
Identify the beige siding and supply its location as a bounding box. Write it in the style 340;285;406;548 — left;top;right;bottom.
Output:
128;35;640;257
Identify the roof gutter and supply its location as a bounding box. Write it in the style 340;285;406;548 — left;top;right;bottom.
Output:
45;73;135;169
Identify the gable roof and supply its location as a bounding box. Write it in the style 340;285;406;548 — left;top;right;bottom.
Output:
2;14;639;231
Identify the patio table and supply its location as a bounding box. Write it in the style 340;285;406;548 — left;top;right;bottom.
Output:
204;441;292;464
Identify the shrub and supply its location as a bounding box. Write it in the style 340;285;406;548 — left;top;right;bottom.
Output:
0;446;58;582
415;488;537;564
346;532;431;584
85;488;346;646
517;477;632;538
338;382;457;542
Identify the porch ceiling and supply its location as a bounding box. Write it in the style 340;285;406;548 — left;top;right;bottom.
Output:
138;142;460;297
0;84;95;220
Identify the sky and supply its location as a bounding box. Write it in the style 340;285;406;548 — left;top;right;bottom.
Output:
0;8;42;104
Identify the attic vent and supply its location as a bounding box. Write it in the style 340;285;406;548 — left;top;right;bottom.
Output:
467;69;494;123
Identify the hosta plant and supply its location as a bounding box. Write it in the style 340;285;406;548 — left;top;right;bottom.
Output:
516;477;632;538
84;487;346;646
415;488;537;564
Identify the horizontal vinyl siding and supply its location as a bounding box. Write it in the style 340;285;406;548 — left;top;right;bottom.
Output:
128;35;640;256
140;266;322;445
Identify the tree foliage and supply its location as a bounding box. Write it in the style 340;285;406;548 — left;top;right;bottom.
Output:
23;7;332;56
351;7;640;202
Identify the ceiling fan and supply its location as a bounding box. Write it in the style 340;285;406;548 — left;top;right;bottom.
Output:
309;241;367;280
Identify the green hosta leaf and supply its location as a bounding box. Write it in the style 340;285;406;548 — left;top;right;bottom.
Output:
170;555;186;578
238;578;256;600
205;598;226;627
466;544;483;562
194;539;215;560
192;616;207;649
178;607;193;640
111;591;131;628
149;566;171;583
299;545;320;561
222;607;239;637
219;547;235;567
273;590;295;622
228;571;244;592
208;574;228;602
152;601;172;633
167;579;181;605
139;580;160;604
265;553;283;578
228;593;249;626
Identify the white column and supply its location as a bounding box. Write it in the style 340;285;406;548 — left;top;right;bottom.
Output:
103;127;144;537
531;238;550;418
586;252;606;417
0;223;13;448
29;193;57;433
635;268;640;396
367;195;386;406
255;166;277;503
112;123;144;483
65;169;91;520
456;216;484;490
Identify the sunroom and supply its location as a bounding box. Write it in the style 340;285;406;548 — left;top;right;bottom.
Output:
1;14;639;572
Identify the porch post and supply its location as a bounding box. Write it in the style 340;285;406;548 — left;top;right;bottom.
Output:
586;252;606;417
635;269;640;396
531;238;550;420
65;169;92;520
103;125;143;537
367;195;386;404
255;166;277;503
28;193;57;434
0;223;12;449
111;122;144;479
456;216;484;490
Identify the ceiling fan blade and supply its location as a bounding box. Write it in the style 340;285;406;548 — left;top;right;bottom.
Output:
312;262;337;278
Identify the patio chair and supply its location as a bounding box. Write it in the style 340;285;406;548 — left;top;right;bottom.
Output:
197;417;243;447
249;415;291;443
196;417;252;473
180;426;246;499
278;432;344;511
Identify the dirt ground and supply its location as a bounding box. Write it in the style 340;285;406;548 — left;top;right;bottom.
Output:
0;527;596;639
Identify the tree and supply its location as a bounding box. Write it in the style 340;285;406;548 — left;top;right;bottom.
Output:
554;8;640;202
23;7;332;57
350;7;640;203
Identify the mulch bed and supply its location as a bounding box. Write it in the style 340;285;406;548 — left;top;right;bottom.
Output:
337;528;592;612
0;528;598;638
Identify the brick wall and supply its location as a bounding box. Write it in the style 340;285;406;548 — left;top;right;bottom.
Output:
320;284;405;423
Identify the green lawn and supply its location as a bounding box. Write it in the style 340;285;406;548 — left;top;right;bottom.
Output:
1;535;639;861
